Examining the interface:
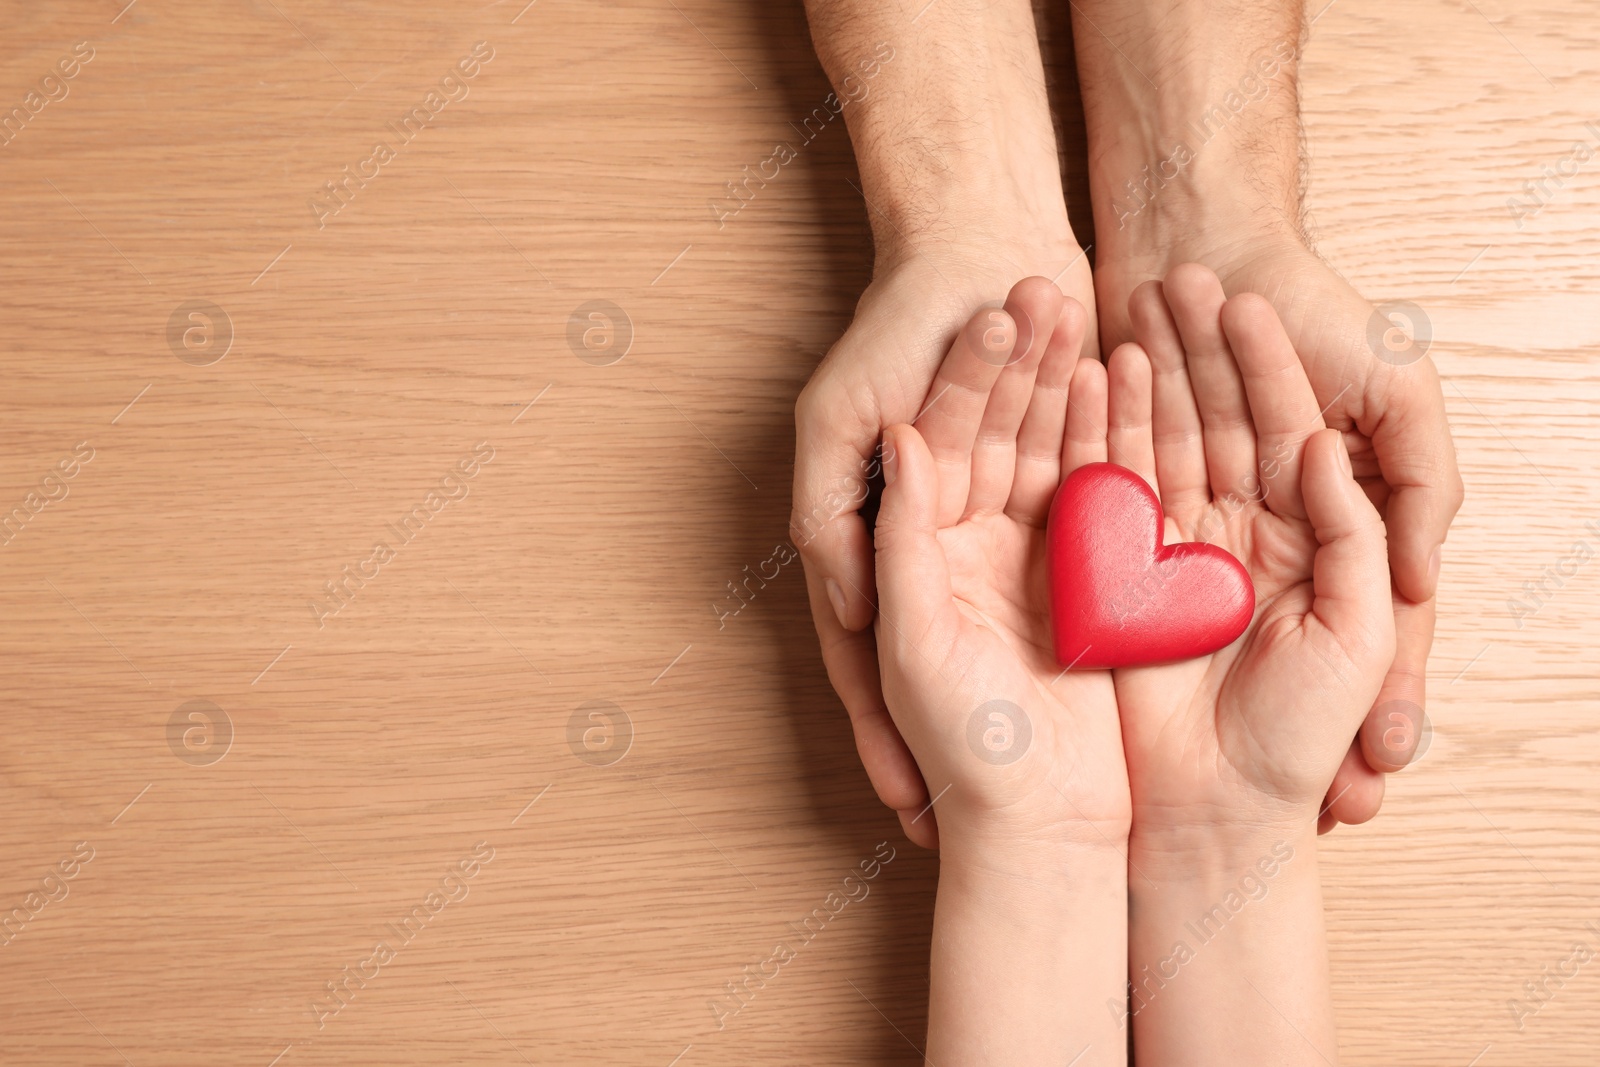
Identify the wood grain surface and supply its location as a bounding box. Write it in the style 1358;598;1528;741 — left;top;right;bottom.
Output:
1;0;1596;1063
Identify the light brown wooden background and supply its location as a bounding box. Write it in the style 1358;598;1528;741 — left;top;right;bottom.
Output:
1;0;1596;1063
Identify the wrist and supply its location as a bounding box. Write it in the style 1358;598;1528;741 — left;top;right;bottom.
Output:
850;98;1080;272
939;818;1131;889
810;7;1079;268
1123;822;1337;1062
929;810;1130;1066
1076;8;1307;265
849;98;1076;268
864;168;1079;274
1129;817;1318;885
931;776;1132;865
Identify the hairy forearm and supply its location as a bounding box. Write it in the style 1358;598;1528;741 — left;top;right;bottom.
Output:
1126;827;1338;1065
1070;0;1306;253
928;831;1128;1066
803;0;1077;258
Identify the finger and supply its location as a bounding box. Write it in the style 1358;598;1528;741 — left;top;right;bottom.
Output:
1009;298;1088;524
1129;279;1209;514
968;277;1064;516
1063;355;1108;472
898;806;939;849
1107;342;1157;491
792;381;880;632
916;306;1016;528
874;423;962;665
802;563;928;811
1360;594;1435;773
1220;292;1324;520
1301;428;1396;674
1322;739;1386;829
1365;357;1463;603
1164;263;1258;499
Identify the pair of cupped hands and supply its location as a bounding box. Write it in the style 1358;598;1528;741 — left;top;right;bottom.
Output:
794;258;1462;850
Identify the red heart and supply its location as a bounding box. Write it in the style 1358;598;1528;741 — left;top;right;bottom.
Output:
1048;463;1254;669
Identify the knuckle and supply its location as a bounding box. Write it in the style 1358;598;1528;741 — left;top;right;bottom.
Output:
788;509;830;557
794;379;820;425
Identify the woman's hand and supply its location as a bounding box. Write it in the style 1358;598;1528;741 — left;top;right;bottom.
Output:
795;254;1096;847
870;280;1126;849
1087;264;1397;1064
874;283;1130;1067
1103;263;1397;842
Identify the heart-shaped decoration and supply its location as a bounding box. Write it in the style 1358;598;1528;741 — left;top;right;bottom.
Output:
1048;463;1254;669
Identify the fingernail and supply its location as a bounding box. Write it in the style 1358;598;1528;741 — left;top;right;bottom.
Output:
1336;434;1352;477
882;431;898;487
1428;545;1442;588
826;578;848;627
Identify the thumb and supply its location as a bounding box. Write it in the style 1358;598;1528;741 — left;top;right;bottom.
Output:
791;382;881;632
874;424;957;663
1366;358;1463;603
1301;428;1396;676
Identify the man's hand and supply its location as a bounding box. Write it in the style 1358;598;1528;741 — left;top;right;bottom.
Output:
798;0;1095;844
1073;0;1463;827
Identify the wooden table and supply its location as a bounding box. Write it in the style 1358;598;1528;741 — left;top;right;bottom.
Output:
1;0;1595;1063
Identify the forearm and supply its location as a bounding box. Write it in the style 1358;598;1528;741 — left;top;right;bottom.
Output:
1070;0;1305;256
803;0;1077;258
1126;826;1337;1065
928;829;1128;1067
